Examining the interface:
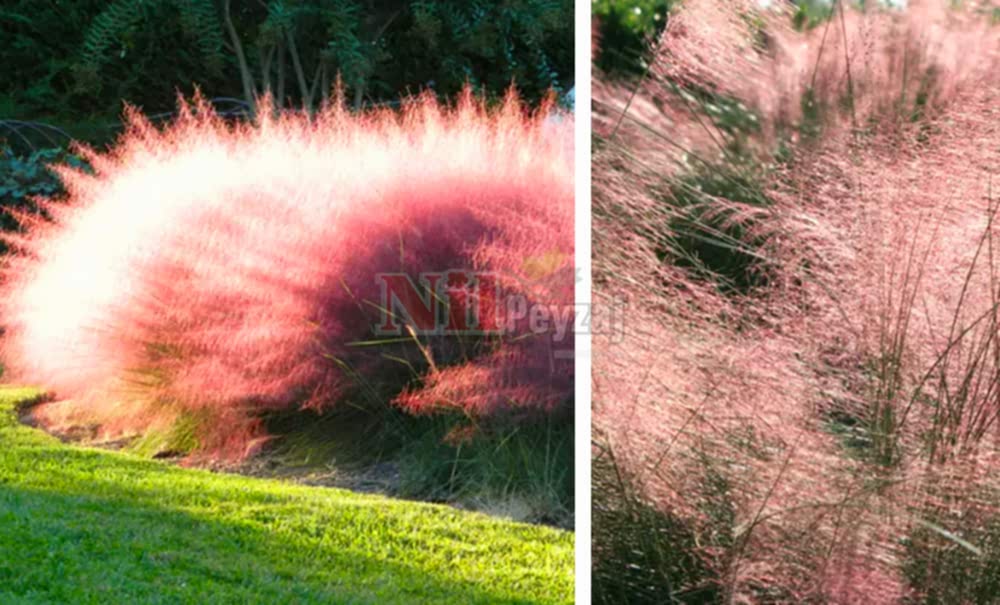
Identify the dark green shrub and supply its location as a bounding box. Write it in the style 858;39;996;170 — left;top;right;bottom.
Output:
0;1;109;119
660;161;774;294
0;146;86;254
593;0;671;77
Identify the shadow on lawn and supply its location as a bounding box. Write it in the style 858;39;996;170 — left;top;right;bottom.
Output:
0;480;554;605
0;394;570;604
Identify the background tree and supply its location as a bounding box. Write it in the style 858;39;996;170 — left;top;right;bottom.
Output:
1;0;573;139
592;0;670;77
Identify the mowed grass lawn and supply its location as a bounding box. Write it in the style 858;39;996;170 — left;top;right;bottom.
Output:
0;387;573;604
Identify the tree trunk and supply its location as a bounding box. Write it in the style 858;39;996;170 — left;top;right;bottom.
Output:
221;0;257;114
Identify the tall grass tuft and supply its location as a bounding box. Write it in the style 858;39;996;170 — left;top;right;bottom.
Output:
0;88;573;461
594;0;1000;601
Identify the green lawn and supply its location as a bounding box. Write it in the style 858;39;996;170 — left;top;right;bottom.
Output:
0;387;573;604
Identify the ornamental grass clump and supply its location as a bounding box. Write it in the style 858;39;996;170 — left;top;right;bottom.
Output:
594;1;1000;601
1;89;573;460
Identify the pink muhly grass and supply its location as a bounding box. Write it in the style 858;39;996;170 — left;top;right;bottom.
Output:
1;89;573;460
595;1;1000;602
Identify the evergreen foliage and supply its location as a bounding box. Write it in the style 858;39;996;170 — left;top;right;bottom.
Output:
0;0;572;130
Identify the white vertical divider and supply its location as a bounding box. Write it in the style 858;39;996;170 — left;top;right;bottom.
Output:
573;1;592;603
